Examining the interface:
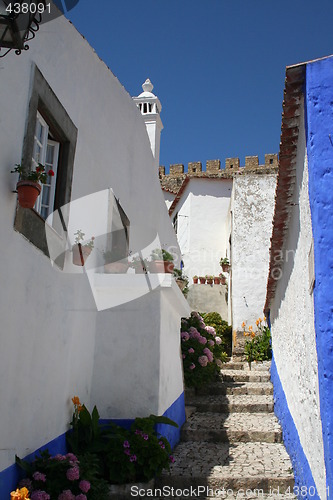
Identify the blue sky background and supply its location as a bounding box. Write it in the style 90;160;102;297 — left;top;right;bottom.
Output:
67;0;333;172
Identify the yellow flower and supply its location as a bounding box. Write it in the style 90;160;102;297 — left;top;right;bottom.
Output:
251;331;256;338
256;319;259;326
11;489;30;500
72;396;81;406
244;331;250;337
259;317;262;323
249;325;253;331
77;404;84;413
264;316;267;322
241;321;246;328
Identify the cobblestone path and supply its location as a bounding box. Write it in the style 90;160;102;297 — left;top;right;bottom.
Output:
155;360;296;499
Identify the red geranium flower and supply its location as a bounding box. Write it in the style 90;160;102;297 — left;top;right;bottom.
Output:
48;170;55;176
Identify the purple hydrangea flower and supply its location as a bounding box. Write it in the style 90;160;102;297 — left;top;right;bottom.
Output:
54;454;66;461
143;434;149;440
75;495;87;500
188;347;194;354
189;363;196;370
169;455;175;463
198;335;207;344
130;455;137;462
79;480;91;493
124;449;131;456
215;336;222;345
198;355;208;367
31;491;51;500
58;491;75;500
123;440;130;448
208;339;215;346
159;440;165;449
66;453;78;463
205;325;216;335
66;466;80;481
33;471;46;482
181;331;189;341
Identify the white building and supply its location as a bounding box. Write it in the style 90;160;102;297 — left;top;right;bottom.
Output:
159;157;278;329
265;55;333;499
0;7;189;496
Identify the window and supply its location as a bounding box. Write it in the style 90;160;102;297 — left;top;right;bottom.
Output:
32;112;60;220
173;213;178;234
14;65;78;266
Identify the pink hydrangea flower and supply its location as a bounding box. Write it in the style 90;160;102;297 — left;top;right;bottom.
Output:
66;466;80;481
124;449;131;455
208;339;215;346
189;327;200;339
130;455;137;462
181;331;190;341
143;434;149;440
189;363;196;370
123;440;130;448
54;454;66;461
182;354;186;359
159;440;165;449
76;495;87;500
205;325;216;336
66;453;78;463
169;455;175;463
198;335;207;344
32;471;46;482
215;336;222;345
79;480;90;493
198;355;208;367
188;348;194;354
203;347;213;362
31;492;50;500
58;491;75;500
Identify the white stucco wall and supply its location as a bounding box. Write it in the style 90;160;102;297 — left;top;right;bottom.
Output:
163;190;175;209
174;178;233;280
270;109;326;497
231;173;277;330
0;12;183;473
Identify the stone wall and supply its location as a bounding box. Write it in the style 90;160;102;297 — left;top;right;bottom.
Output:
159;155;278;194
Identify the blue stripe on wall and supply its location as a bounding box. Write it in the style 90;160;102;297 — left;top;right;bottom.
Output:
0;394;185;496
305;55;333;498
270;355;319;499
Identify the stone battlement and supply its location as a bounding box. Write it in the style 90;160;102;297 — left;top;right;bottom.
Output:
159;154;278;193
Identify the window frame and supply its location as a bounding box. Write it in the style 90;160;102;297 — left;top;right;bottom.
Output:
14;65;78;268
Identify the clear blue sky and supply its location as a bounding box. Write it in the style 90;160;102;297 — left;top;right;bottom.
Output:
67;0;333;172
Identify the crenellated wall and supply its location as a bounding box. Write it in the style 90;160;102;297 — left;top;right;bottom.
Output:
159;155;278;194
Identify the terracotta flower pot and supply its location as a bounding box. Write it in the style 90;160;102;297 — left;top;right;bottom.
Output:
16;180;41;208
199;277;206;284
220;275;227;285
104;262;129;274
222;263;230;273
214;277;221;285
206;278;213;285
149;260;174;274
193;277;198;284
72;243;92;266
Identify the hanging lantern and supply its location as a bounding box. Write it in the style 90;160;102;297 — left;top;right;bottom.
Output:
0;0;47;57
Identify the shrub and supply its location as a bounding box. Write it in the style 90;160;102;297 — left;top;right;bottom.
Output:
202;312;232;356
181;312;228;388
242;318;272;369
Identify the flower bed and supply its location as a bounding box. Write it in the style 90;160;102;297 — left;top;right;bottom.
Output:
180;312;228;388
14;399;177;499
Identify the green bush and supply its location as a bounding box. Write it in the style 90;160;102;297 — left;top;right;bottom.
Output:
181;312;228;388
243;321;272;369
202;312;232;356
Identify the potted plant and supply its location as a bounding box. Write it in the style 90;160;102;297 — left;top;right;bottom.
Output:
199;276;206;284
220;257;230;272
130;256;147;274
173;268;189;295
72;230;95;266
103;248;129;274
11;163;54;209
193;275;198;284
206;275;214;285
213;275;221;285
219;273;227;285
149;248;174;274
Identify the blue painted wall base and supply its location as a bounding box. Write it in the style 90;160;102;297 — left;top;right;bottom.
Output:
271;355;319;499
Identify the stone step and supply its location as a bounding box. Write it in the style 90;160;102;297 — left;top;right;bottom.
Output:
186;394;274;413
157;441;294;493
220;370;271;383
196;381;274;396
181;412;282;443
223;360;271;372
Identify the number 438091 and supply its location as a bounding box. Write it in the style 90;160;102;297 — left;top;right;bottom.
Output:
5;3;51;15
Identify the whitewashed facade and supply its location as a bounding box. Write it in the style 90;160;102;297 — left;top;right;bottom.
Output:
0;9;189;496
